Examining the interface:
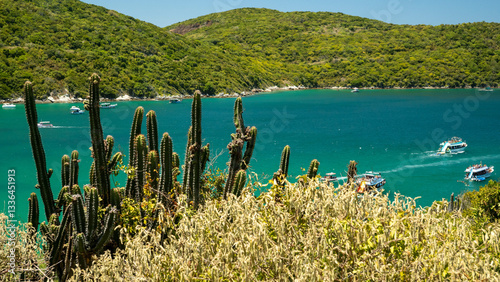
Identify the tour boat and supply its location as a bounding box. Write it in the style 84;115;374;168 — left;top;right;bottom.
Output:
2;103;16;108
464;164;494;181
320;172;338;183
70;106;85;114
169;98;182;104
37;121;54;128
351;87;359;93
356;172;386;194
437;137;467;155
100;102;117;109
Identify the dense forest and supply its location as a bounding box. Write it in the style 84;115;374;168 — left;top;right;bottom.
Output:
1;0;499;99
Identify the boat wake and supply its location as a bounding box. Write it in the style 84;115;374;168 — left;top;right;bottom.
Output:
380;154;500;174
52;126;89;129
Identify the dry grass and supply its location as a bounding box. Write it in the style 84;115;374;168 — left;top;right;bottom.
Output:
64;180;500;281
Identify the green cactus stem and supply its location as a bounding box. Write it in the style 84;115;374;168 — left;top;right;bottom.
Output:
158;133;173;205
133;134;147;202
148;150;159;193
182;126;193;197
61;155;70;188
28;192;39;233
307;159;320;179
241;126;257;170
225;138;244;198
23;81;57;220
87;73;111;206
126;106;144;197
279;145;291;178
232;169;247;196
233;97;246;136
69;150;79;189
200;144;210;174
191;91;203;208
146;110;159;153
347;160;358;184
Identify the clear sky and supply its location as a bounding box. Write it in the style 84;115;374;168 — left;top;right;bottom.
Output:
81;0;500;28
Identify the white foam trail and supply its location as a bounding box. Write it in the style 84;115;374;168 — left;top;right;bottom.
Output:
380;154;500;174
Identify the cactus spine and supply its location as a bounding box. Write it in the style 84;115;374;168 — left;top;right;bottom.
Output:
23;81;56;220
87;73;111;206
307;159;320;179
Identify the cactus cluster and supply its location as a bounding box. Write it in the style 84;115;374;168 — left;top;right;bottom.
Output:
223;97;257;198
23;75;122;280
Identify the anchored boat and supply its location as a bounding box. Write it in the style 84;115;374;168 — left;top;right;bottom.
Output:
70;106;85;114
169;98;182;104
2;103;16;108
464;164;494;181
437;137;467;155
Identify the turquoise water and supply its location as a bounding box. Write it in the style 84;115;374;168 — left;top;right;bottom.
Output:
2;88;499;221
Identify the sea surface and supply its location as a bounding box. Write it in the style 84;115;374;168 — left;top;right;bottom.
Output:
2;88;499;221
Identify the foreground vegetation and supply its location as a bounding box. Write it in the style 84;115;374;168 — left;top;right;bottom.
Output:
1;0;500;99
2;180;500;280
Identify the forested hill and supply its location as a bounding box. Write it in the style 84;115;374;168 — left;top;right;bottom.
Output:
1;3;499;100
0;0;277;99
169;8;500;89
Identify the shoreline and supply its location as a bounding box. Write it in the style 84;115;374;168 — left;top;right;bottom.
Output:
1;85;495;104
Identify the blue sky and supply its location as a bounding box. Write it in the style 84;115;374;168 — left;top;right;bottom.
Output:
81;0;500;27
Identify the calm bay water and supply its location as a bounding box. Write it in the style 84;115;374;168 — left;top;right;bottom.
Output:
2;88;499;221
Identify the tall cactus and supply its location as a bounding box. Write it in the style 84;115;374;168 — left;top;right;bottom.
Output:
87;73;110;206
191;91;203;208
158;133;173;206
126;106;144;196
224;97;257;198
69;150;79;189
182;126;193;197
307;159;320;179
61;155;70;188
131;134;148;202
279;145;291;177
146;110;159;154
23;81;57;220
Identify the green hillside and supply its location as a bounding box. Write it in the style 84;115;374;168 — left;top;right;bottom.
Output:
169;8;500;89
1;2;499;100
0;0;280;99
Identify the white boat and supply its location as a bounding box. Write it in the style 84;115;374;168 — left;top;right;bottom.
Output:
356;171;386;193
351;87;359;93
478;87;493;92
464;164;494;181
437;137;467;155
320;172;338;183
2;103;16;108
169;98;182;104
37;121;54;128
70;106;85;114
100;102;117;109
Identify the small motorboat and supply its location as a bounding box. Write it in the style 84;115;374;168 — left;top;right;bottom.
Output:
356;171;386;194
2;103;16;108
100;102;117;109
320;172;338;183
437;137;467;155
70;106;85;114
37;121;54;128
351;87;359;93
169;98;182;104
464;164;494;181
